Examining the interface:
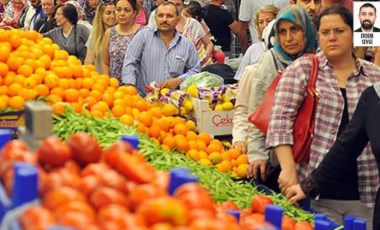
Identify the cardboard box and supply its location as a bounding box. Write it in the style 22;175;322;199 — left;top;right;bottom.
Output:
191;98;234;136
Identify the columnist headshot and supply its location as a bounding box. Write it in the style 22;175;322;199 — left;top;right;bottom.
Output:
355;3;380;32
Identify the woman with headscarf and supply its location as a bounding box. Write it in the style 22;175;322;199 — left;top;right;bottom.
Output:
232;5;317;192
0;0;28;29
267;6;380;227
34;0;57;33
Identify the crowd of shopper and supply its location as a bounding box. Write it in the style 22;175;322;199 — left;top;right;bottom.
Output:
2;0;380;227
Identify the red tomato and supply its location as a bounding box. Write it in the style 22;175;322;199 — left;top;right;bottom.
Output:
240;213;273;230
172;183;207;198
216;201;239;212
89;186;129;210
295;220;314;230
187;209;216;223
67;132;102;165
97;204;129;223
78;175;101;196
62;160;82;175
239;208;253;220
151;170;170;192
136;196;189;226
98;169;128;191
115;151;155;184
81;163;110;177
1;140;29;159
39;171;65;196
128;184;166;211
57;211;96;228
177;192;215;212
37;136;72;168
42;186;86;210
54;201;96;222
190;218;239;230
19;206;56;230
282;215;296;230
251;195;273;214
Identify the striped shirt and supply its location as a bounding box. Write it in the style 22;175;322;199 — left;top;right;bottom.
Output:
121;28;200;92
266;51;380;206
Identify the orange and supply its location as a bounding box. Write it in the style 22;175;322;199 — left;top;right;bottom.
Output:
149;107;163;119
208;152;222;164
0;86;9;95
44;73;59;89
0;45;11;62
9;96;25;110
138;111;153;127
82;78;95;90
216;160;232;173
186;131;198;141
19;88;37;100
197;132;212;145
13;74;26;86
196;140;207;152
134;99;150;112
0;62;9;77
228;148;242;160
173;123;189;135
176;138;189;153
54;50;69;60
0;30;10;42
90;109;103;117
156;118;170;132
3;73;15;86
124;85;138;95
39;54;51;69
0;98;6;111
50;87;65;98
185;120;196;131
46;94;62;104
162;135;176;150
92;83;105;93
24;77;38;89
119;114;134;126
236;163;249;178
35;84;50;97
9;34;22;49
91;101;109;113
206;143;222;155
236;154;249;165
109;78;119;88
70;64;83;78
148;124;161;139
198;158;212;166
88;90;102;101
187;140;198;151
83;96;97;109
221;151;231;161
24;59;38;72
64;89;79;103
8;83;23;97
111;104;125;117
51;102;66;115
7;56;24;72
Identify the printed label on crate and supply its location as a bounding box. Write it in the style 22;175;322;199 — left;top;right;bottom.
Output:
211;113;233;127
0;110;25;130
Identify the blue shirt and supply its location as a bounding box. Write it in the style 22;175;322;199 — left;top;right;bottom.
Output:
122;28;200;91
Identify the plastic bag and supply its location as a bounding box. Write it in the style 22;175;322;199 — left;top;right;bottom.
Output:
179;72;224;90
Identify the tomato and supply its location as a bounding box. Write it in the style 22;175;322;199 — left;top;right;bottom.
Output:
250;195;273;214
102;140;133;167
240;213;272;230
89;186;129;210
39;171;65;196
216;201;239;212
295;220;314;230
98;204;129;222
62;160;82;175
128;184;166;211
189;218;239;230
282;215;296;230
1;140;29;159
54;201;96;222
81;162;110;177
172;183;207;198
151;223;175;230
151;170;170;192
239;208;253;220
37;136;72;168
57;211;96;228
78;175;101;196
3;167;14;196
173;183;215;212
42;186;86;210
19;206;56;230
115;151;155;184
187;209;216;223
136;196;189;226
99;169;127;192
67;132;102;165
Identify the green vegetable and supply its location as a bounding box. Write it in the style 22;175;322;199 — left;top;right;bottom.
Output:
179;72;224;90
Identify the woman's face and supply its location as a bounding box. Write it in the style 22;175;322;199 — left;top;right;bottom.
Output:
277;20;305;56
115;0;136;25
55;7;69;26
102;4;116;28
13;0;24;10
318;14;353;60
257;12;276;34
42;0;55;16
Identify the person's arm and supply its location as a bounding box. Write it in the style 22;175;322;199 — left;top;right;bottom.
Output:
238;21;249;54
84;33;94;65
101;28;111;76
286;87;371;202
228;20;240;35
121;30;146;85
200;34;214;57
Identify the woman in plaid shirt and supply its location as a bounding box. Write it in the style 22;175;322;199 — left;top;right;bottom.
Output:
266;6;380;227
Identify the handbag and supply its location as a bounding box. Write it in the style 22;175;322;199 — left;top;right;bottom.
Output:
248;54;319;163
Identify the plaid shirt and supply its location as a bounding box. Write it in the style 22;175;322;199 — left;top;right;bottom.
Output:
266;51;380;207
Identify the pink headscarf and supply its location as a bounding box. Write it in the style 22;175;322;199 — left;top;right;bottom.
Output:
12;0;27;22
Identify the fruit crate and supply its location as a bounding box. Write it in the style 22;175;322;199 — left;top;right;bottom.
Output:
191;98;234;136
0;110;25;131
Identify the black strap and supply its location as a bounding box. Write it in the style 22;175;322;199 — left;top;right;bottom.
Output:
74;24;78;57
270;50;280;72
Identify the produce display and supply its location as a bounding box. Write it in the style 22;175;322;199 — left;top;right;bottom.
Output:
0;29;337;229
0;134;314;229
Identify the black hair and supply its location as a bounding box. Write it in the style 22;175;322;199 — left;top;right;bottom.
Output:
57;3;78;24
157;1;179;16
318;6;353;31
184;1;207;22
360;3;376;14
115;0;138;12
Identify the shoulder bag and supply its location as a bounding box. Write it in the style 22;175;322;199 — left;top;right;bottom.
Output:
248;54;319;163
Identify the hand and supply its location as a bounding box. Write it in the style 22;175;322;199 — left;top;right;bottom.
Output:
160;78;182;90
231;141;246;154
285;184;306;203
278;168;298;194
247;160;267;181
